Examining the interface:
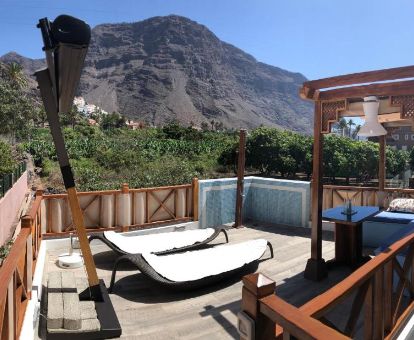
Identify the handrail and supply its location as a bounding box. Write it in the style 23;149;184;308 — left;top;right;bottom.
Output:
43;183;192;198
0;228;31;303
323;184;414;193
301;232;414;318
260;295;349;340
242;226;414;339
0;190;43;339
0;228;31;339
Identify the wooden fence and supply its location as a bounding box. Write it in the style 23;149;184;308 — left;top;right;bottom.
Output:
322;185;414;211
0;192;42;340
41;179;199;236
242;214;414;339
0;179;198;338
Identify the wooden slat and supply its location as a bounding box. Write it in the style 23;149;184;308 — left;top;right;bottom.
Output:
114;193;118;227
174;189;178;219
385;300;414;340
318;79;414;101
372;269;384;339
384;261;393;332
47;199;52;233
192;178;199;221
302;65;414;94
379;135;386;192
364;279;373;340
0;296;6;339
146;191;149;223
184;188;188;218
344;280;370;337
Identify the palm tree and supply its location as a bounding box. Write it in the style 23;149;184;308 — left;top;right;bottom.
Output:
347;119;355;138
4;62;27;89
338;118;348;137
3;62;28;143
352;124;361;140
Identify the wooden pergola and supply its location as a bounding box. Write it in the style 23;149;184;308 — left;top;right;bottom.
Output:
300;65;414;280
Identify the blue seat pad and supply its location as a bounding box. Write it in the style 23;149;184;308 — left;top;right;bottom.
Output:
367;211;414;224
377;222;414;252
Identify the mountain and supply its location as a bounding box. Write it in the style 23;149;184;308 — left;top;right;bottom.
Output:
0;15;312;132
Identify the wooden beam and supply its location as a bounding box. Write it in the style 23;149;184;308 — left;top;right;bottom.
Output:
304;101;327;281
235;129;247;228
302;65;414;96
66;187;100;288
192;178;199;221
317;79;414;101
379;136;386;192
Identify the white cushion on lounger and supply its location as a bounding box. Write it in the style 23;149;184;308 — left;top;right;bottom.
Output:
142;239;268;282
103;228;215;254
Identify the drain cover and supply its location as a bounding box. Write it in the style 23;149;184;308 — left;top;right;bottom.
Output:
57;253;83;269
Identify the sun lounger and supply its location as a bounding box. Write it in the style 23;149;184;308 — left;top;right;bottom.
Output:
109;239;273;292
89;227;229;256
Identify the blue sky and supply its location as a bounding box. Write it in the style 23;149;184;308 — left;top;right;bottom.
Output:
1;0;413;80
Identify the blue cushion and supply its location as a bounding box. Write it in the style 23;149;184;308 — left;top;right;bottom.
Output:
377;222;414;252
366;211;414;224
363;221;408;248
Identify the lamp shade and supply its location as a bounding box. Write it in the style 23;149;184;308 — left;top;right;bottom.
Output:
358;96;387;137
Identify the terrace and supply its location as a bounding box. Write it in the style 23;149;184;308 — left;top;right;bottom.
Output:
2;21;414;338
1;172;413;340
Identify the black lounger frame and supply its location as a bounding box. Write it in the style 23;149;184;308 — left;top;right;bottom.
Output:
109;241;274;292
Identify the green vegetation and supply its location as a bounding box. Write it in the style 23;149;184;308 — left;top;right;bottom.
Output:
25;124;237;191
220;127;409;185
0;140;17;175
24;124;411;192
0;239;13;262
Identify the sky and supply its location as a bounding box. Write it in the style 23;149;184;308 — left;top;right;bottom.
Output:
1;0;414;80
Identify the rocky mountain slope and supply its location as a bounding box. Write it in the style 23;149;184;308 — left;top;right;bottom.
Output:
1;15;312;132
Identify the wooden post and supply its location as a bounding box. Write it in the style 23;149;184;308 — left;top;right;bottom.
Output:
35;68;100;294
379;135;386;191
192;178;199;221
21;215;33;229
121;183;129;194
304;101;327;281
235;129;247;228
241;273;276;340
121;183;129;232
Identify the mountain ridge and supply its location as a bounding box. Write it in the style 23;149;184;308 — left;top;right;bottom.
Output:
0;15;313;132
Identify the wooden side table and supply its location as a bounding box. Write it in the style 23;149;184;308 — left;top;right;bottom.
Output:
322;206;379;268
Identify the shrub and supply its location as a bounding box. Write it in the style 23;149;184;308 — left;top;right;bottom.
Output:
0;140;16;175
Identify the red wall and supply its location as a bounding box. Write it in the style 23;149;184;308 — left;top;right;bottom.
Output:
0;172;28;246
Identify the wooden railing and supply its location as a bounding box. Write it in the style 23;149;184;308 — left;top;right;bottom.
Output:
323;185;414;210
41;179;199;236
0;191;42;340
241;230;414;339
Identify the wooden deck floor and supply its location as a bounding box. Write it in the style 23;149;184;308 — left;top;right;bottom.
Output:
43;223;353;339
